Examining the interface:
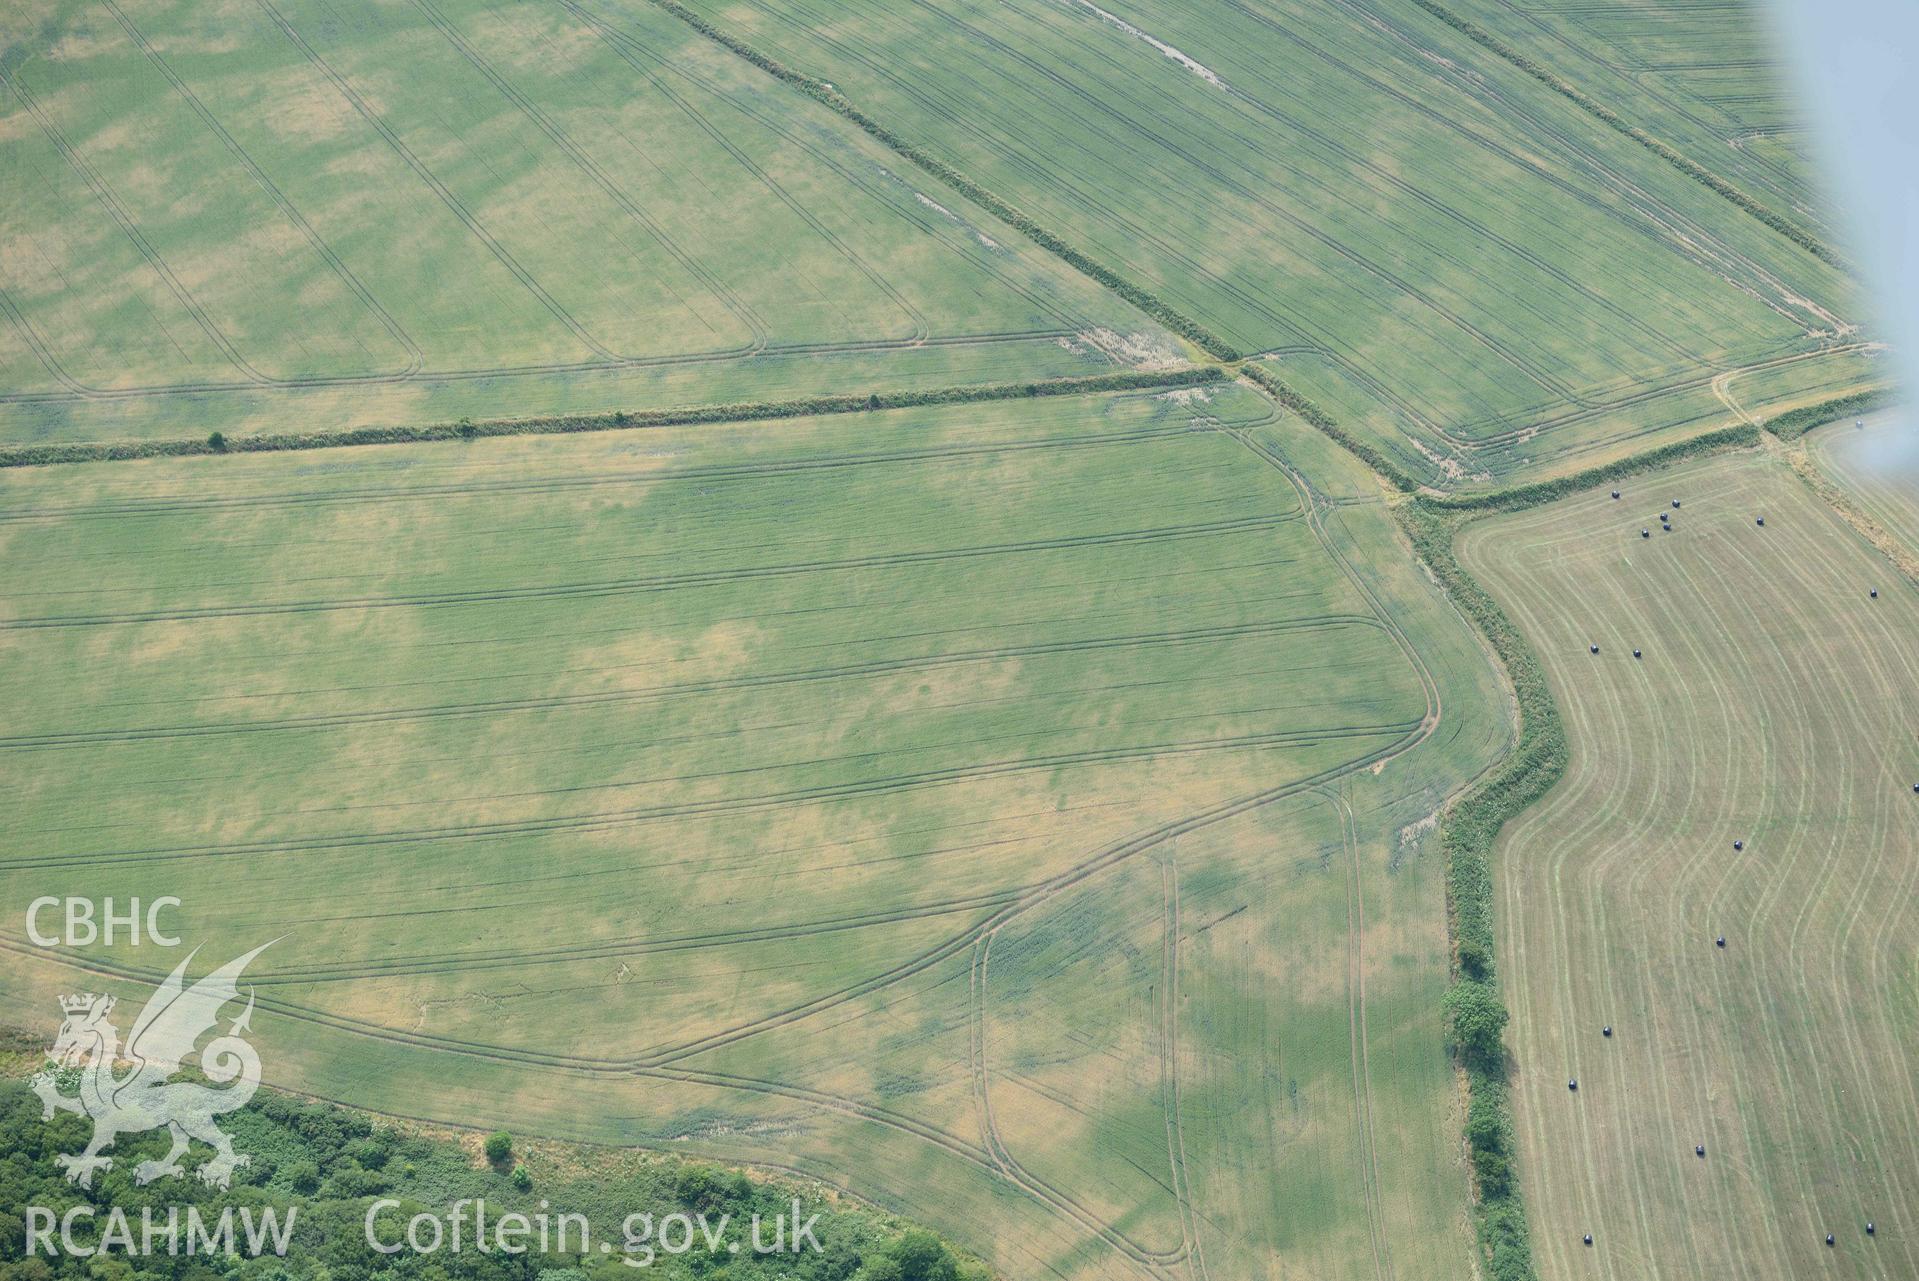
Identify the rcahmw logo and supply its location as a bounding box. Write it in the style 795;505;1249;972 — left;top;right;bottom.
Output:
25;942;296;1259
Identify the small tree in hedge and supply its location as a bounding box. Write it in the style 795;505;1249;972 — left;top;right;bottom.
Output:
1443;979;1509;1069
1457;936;1493;981
484;1131;513;1164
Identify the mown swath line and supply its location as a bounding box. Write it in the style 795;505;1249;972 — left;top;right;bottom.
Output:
0;614;1373;749
0;511;1302;630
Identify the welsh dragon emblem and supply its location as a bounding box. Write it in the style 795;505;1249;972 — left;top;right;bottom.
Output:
30;944;271;1190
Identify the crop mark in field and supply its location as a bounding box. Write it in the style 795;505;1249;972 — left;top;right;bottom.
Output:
0;719;1416;872
0;392;1461;1273
0;416;1208;523
247;0;743;364
897;0;1582;401
399;0;778;348
1211;0;1817;344
94;0;424;377
542;0;926;340
0;615;1375;750
0;511;1305;631
0;68;275;387
1320;784;1392;1281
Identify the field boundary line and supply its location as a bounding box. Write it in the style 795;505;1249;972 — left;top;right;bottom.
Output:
640;0;1240;361
0;367;1221;469
1390;419;1782;1281
1721;383;1919;584
1401;0;1843;269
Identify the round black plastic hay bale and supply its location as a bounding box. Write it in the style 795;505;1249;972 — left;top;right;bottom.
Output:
1642;529;1651;538
1871;589;1879;598
1590;644;1600;654
1734;840;1744;850
1602;1025;1612;1037
1696;1145;1705;1157
1583;1235;1593;1247
1568;1078;1578;1091
1716;936;1727;948
1634;649;1642;659
1756;517;1765;527
1611;490;1620;499
1827;1235;1836;1248
1867;1223;1875;1236
1673;499;1681;508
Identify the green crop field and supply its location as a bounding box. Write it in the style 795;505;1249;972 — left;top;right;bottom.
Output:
0;0;1172;446
2;1;1910;1278
669;0;1878;488
0;385;1509;1278
1436;0;1831;240
1460;449;1919;1280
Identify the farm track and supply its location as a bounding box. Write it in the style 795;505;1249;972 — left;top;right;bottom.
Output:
5;1;1881;1272
650;0;1857;499
0;0;1141;412
2;372;1467;1275
0;511;1305;631
6;717;1414;1281
400;0;792;349
0;420;1212;523
0;614;1374;750
251;0;747;365
1343;0;1840;323
0;718;1416;873
533;0;927;341
0;69;282;390
765;0;1579;401
0;325;1082;407
1319;783;1393;1281
95;0;425;377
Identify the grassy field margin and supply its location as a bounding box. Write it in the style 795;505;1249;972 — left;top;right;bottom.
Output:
1757;387;1896;441
0;367;1222;469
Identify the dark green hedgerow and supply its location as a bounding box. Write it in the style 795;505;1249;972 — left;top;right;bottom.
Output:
1426;423;1762;513
1758;387;1897;441
1396;420;1768;1281
645;0;1240;362
1404;0;1841;269
1238;363;1421;492
0;367;1222;469
1400;497;1558;1281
